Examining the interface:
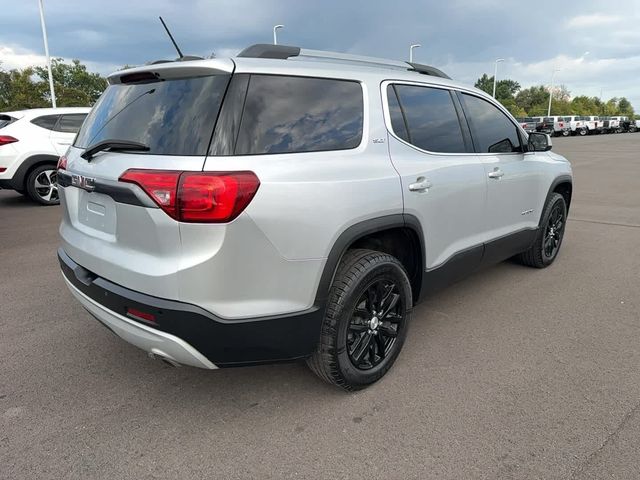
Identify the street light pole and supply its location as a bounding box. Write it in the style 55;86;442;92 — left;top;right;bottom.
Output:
547;68;560;116
273;25;284;45
409;44;421;63
38;0;56;108
492;58;504;98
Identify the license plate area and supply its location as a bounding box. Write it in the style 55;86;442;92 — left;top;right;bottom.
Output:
78;190;117;235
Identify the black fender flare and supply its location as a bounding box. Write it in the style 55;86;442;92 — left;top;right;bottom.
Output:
541;175;573;222
312;214;426;306
9;154;59;190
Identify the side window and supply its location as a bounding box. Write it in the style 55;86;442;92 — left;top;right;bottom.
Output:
234;75;363;155
460;94;522;154
54;114;87;133
389;84;466;153
31;115;60;131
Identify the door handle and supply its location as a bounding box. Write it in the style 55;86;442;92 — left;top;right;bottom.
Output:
488;168;504;179
408;177;432;192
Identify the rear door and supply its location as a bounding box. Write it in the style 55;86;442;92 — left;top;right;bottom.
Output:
457;92;545;245
383;82;488;271
49;114;87;154
59;60;234;296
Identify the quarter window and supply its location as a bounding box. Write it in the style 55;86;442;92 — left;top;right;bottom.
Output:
31;115;60;131
388;84;466;153
54;114;87;133
460;94;522;154
234;75;363;155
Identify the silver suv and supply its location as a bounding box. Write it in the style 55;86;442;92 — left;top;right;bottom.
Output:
58;44;573;390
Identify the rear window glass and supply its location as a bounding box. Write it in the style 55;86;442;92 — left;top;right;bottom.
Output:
74;75;230;156
0;115;17;129
54;114;87;133
234;75;363;155
31;115;60;130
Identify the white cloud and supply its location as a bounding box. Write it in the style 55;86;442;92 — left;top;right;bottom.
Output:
443;52;640;109
0;44;119;75
566;13;622;28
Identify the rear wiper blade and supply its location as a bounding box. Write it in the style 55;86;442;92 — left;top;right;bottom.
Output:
81;139;149;161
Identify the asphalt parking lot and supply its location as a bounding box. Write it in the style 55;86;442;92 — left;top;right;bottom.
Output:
1;133;639;479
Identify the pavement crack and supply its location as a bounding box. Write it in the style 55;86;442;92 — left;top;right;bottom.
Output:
568;399;640;479
568;218;640;229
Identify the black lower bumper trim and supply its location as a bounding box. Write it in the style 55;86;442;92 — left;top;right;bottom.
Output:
58;248;323;367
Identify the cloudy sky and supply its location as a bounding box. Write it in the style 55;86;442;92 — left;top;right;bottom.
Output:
2;0;639;108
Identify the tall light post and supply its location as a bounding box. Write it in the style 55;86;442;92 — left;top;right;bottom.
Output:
409;44;421;63
38;0;56;107
273;25;284;45
547;68;561;116
492;58;504;98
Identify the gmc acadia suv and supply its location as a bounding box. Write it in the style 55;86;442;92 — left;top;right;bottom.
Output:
57;45;573;390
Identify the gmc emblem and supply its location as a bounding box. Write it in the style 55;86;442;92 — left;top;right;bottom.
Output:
71;174;96;192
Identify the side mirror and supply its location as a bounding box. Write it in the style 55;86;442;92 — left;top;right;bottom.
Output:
528;132;552;152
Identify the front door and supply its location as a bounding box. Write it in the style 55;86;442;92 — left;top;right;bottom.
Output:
457;92;545;261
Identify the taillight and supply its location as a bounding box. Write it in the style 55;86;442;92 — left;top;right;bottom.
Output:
57;155;67;170
0;135;18;146
119;170;260;223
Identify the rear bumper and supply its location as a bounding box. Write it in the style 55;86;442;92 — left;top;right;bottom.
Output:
58;248;323;367
0;178;17;189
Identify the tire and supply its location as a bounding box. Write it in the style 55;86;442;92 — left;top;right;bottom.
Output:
26;164;59;205
561;129;570;137
517;193;567;268
307;249;412;390
578;128;588;136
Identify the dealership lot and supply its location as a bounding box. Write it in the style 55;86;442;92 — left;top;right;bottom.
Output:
1;134;639;479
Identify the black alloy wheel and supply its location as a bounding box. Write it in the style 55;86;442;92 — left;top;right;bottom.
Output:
346;279;405;370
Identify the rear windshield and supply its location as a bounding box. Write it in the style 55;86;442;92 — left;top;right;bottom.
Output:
74;75;230;156
0;114;17;129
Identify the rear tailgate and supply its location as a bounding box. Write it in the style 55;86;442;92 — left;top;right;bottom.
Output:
59;60;234;298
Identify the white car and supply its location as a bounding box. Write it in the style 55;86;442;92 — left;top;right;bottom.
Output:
564;116;587;136
0;107;90;205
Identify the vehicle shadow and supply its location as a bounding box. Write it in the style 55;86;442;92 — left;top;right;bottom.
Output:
0;190;35;208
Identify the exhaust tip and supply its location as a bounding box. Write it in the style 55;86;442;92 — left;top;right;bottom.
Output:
148;350;180;367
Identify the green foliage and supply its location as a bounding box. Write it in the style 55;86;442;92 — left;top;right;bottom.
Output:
0;59;107;111
474;73;635;117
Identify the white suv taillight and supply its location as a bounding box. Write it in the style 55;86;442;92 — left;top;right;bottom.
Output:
0;135;18;146
119;170;260;223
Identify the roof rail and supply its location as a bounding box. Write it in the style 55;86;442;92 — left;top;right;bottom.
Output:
236;44;450;79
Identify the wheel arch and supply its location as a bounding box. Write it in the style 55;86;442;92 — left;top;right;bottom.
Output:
11;154;59;190
547;175;573;215
314;214;425;307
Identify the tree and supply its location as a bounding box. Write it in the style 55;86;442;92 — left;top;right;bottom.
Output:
617;97;634;116
515;86;549;115
0;67;49;110
33;58;107;106
474;74;521;100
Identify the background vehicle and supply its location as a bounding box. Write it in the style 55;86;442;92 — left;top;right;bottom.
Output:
0;107;90;204
516;117;538;133
582;115;603;134
539;116;570;137
630;119;639;133
58;45;572;390
564;116;587;136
